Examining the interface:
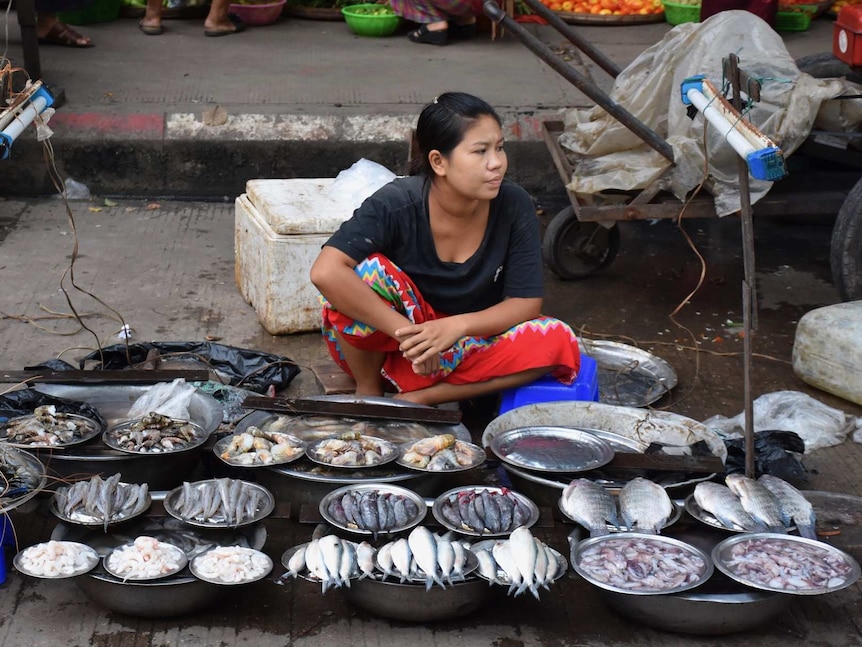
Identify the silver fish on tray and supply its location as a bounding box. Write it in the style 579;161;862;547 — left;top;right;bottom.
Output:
725;473;786;533
471;527;564;599
165;478;274;528
52;474;151;532
560;478;619;537
619;477;673;534
376;526;476;589
758;474;817;540
282;535;362;593
691;481;767;532
433;486;538;537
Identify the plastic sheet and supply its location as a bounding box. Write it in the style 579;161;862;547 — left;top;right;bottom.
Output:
723;430;808;485
557;11;862;216
702;390;858;452
78;341;300;394
127;378;196;421
0;388;108;429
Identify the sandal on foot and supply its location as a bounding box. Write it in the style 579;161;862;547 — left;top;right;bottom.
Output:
204;13;246;37
38;22;93;48
408;23;447;45
449;21;476;39
138;20;164;35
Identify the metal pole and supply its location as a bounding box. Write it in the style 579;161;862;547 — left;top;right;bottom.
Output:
727;53;757;479
518;0;622;78
482;1;675;163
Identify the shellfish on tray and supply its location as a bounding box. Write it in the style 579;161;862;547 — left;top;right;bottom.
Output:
2;405;101;447
398;434;486;471
307;432;397;468
103;412;207;454
215;426;306;467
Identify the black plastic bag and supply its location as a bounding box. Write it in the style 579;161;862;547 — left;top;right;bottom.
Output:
78;341;300;394
724;429;808;486
0;388;108;429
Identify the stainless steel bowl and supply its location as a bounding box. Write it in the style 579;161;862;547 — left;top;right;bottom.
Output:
342;576;491;622
600;580;792;635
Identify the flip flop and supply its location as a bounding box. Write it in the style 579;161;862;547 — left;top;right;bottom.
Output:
408;23;447;46
204;13;246;37
138;20;164;35
37;22;94;48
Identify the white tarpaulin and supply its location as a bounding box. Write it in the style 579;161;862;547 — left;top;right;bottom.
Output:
558;11;862;216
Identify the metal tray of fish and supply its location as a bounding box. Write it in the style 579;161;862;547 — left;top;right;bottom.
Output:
432;486;540;537
572;532;713;596
281;541;363;584
579;338;678;408
50;481;152;528
470;539;567;585
396;437;487;473
213;430;307;468
712;533;861;595
103;418;209;455
377;544;480;584
558;496;683;534
163;479;275;528
683;494;796;534
103;539;188;582
0;444;48;514
489;426;615;474
306;434;399;470
319;483;427;536
13;541;100;579
190;546;273;585
1;412;103;448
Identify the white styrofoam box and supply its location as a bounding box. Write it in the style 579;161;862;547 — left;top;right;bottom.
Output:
792;301;862;406
235;179;356;335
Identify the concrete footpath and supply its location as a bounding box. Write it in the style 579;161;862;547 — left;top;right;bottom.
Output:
0;10;841;198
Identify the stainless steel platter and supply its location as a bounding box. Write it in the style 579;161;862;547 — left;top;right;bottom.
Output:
572;532;713;595
712;533;861;595
489;426;615;474
213;430;306;468
579;338;678;408
13;541;100;579
684;494;796;534
306;435;398;469
470;539;568;585
163;479;275;528
432;486;540;537
396;437;487;473
49;481;152;527
190;546;273;585
103;418;209;455
103;540;188;582
319;483;426;536
1;412;103;448
558;497;683;534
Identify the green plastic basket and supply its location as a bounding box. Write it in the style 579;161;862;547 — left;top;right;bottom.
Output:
341;3;401;37
58;0;122;24
775;6;815;30
662;0;701;25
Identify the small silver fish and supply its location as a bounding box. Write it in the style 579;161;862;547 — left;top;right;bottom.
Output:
619;477;673;534
725;473;786;533
408;526;442;591
758;474;817;539
356;541;376;579
560;478;619;537
510;527;539;599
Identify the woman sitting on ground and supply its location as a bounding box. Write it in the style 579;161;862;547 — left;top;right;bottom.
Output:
310;91;581;407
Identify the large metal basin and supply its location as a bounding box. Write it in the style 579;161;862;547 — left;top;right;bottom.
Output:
343;576;491;621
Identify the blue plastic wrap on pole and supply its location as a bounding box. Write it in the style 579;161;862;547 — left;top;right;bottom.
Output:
0;84;55;160
682;77;787;182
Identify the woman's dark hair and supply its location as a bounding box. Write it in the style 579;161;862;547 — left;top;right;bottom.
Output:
408;92;502;176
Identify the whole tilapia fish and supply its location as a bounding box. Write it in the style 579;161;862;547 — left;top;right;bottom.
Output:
619;477;673;534
758;474;817;540
693;481;766;532
560;478;618;537
724;473;786;533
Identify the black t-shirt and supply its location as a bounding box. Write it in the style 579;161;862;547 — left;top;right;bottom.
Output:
323;175;543;315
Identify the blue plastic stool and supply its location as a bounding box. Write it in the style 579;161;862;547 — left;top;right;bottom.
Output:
498;355;600;415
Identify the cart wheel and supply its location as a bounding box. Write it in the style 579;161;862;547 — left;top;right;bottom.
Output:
831;177;862;301
543;206;620;280
795;53;862;85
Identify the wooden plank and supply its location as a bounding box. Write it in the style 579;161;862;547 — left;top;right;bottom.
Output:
242;396;462;424
309;361;355;395
0;369;211;384
607;452;725;474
